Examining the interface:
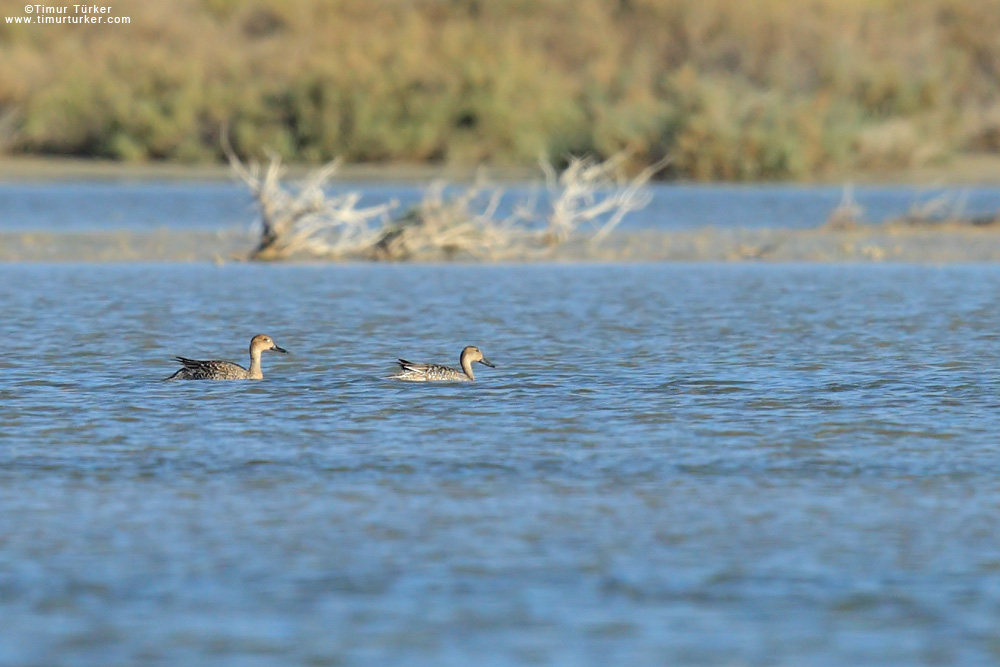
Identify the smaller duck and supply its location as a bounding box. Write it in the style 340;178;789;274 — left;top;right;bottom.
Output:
391;345;496;382
166;334;287;381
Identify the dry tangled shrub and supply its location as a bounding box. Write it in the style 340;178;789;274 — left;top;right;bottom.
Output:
888;191;1000;228
823;185;1000;230
230;148;670;261
823;185;864;230
541;153;672;245
371;174;526;261
225;142;397;260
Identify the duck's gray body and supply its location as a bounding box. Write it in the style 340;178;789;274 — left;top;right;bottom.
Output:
168;358;258;380
391;346;495;382
166;334;287;381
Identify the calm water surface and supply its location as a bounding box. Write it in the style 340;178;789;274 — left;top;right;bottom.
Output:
3;181;1000;231
2;262;1000;664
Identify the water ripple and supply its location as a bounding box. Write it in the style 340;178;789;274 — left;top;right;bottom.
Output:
3;262;1000;663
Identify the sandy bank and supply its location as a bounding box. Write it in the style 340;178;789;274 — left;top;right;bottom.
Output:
3;225;1000;263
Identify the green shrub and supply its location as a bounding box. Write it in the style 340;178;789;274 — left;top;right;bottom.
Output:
1;0;998;179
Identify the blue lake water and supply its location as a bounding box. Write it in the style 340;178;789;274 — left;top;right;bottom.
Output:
2;180;1000;231
3;260;1000;664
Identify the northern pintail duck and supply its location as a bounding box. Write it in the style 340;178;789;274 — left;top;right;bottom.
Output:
165;334;287;380
391;345;496;382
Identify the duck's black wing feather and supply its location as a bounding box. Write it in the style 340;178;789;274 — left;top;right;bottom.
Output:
175;356;208;368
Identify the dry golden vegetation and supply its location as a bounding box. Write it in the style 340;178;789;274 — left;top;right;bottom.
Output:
1;0;1000;179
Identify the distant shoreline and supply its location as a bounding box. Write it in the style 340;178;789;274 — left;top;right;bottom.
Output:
3;225;1000;264
2;154;1000;185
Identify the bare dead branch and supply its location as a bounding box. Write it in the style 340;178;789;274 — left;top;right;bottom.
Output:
823;184;864;230
541;152;670;246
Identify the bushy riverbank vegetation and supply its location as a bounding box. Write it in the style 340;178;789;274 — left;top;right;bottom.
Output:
1;0;999;180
